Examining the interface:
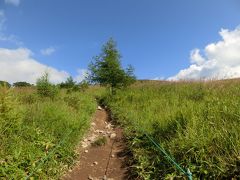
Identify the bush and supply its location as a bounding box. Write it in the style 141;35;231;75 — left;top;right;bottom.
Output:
36;72;58;99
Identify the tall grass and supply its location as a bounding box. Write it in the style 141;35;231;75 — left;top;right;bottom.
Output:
0;87;98;179
102;80;240;179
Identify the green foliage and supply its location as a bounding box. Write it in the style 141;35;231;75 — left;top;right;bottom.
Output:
36;72;58;99
79;80;89;92
88;38;136;92
102;80;240;179
13;81;32;87
59;76;76;89
0;81;11;88
0;87;22;136
0;86;98;179
91;136;107;147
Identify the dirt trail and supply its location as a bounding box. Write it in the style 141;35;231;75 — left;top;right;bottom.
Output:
63;108;129;180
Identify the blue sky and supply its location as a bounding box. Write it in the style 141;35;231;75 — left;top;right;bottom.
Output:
0;0;240;83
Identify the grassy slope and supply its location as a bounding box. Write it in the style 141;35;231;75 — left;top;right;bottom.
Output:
0;87;100;179
103;80;240;179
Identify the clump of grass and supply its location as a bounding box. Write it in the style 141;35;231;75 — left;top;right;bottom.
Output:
91;136;107;147
102;80;240;179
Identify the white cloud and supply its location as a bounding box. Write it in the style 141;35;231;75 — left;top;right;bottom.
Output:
169;26;240;80
152;77;165;80
74;69;88;82
40;47;56;56
0;48;69;84
0;10;6;31
0;9;23;46
0;33;23;46
5;0;21;6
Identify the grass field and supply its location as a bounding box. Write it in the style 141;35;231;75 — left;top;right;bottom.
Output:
0;86;99;179
1;80;240;179
102;80;240;179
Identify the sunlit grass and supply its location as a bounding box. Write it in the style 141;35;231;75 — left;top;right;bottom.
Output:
0;86;101;179
103;80;240;179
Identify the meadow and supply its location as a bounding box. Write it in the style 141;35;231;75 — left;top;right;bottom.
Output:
102;80;240;179
1;79;240;179
0;86;99;179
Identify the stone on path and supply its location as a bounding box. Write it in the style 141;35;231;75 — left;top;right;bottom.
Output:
110;133;116;139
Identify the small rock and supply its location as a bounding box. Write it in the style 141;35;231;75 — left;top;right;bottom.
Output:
84;150;89;153
97;106;102;110
88;175;94;180
111;154;115;158
93;161;98;165
106;124;112;129
81;143;88;148
88;136;96;142
91;122;96;126
110;133;117;139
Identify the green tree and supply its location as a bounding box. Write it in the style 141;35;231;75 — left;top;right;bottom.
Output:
59;76;76;89
88;38;136;93
13;81;31;87
0;81;11;88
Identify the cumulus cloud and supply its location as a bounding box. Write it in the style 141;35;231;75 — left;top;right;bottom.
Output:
5;0;21;6
169;26;240;80
74;69;88;82
0;48;69;84
40;47;56;56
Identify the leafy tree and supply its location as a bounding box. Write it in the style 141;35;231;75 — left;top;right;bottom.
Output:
59;76;76;89
0;81;11;88
88;38;136;93
13;81;31;87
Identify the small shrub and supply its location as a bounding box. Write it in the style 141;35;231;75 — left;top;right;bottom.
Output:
36;72;58;99
91;136;107;147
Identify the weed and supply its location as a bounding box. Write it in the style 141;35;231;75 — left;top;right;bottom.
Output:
91;136;107;147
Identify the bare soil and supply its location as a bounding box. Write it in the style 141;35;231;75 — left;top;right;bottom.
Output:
63;108;129;180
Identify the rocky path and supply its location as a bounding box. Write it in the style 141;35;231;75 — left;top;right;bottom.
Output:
63;107;128;180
